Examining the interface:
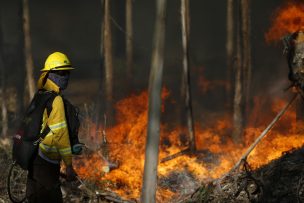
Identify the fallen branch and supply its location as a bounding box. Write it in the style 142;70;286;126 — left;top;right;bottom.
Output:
98;191;137;203
230;93;298;173
161;148;191;163
74;175;136;203
161;148;212;163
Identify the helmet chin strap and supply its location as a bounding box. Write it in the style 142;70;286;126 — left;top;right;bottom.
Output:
48;72;70;90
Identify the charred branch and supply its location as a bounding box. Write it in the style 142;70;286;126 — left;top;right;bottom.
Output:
161;148;191;163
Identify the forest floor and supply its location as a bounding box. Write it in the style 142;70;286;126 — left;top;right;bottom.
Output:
1;138;304;203
0;137;127;203
0;138;12;203
185;146;304;203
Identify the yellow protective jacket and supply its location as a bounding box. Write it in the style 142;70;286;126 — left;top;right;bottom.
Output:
37;72;72;166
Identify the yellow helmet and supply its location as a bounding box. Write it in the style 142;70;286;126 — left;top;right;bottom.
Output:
41;52;75;72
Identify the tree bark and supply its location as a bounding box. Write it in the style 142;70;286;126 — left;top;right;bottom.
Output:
226;0;234;109
22;0;35;101
0;22;7;137
241;0;251;116
0;58;7;137
16;1;26;117
95;0;105;136
141;0;167;202
104;0;113;122
181;0;196;151
126;0;133;84
232;0;243;142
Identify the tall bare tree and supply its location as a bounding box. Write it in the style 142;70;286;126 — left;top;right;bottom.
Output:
104;0;113;122
22;0;35;101
232;0;252;142
232;45;242;142
126;0;133;83
241;0;251;114
95;0;105;137
232;0;243;142
0;53;7;137
181;0;196;151
141;0;167;202
226;0;234;108
0;18;8;137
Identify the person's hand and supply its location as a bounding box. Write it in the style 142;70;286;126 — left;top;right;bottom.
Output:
66;165;77;182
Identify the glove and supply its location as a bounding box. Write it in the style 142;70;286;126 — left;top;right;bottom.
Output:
66;165;77;182
72;143;83;155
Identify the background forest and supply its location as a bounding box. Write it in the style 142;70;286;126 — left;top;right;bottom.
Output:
1;0;302;202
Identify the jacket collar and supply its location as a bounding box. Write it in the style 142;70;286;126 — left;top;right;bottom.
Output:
43;78;60;93
37;72;60;93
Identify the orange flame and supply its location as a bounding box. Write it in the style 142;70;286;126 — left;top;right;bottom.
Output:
74;89;304;202
265;1;304;43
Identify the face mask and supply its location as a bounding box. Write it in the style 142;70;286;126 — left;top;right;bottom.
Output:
48;72;70;90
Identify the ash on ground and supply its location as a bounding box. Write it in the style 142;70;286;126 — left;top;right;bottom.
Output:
159;169;201;200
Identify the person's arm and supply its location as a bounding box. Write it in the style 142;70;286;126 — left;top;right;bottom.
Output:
48;96;77;180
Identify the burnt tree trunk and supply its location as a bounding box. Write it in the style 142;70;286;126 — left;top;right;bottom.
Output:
141;0;167;202
0;22;7;137
104;0;113;123
241;0;251;117
232;0;243;142
22;0;35;101
226;0;234;109
181;0;196;151
126;0;133;84
95;0;104;137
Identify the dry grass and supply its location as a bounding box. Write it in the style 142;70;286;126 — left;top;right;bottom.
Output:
0;138;13;203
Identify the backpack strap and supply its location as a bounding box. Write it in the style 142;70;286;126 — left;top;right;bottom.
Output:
39;91;58;140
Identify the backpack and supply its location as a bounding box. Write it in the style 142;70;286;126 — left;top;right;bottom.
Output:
12;90;57;170
12;90;82;170
62;97;82;155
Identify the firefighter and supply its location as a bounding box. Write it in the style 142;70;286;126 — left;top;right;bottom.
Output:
26;52;77;203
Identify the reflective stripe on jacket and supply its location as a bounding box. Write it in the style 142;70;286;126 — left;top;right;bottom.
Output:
37;72;72;166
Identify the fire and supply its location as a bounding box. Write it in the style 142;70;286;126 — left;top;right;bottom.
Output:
246;97;303;168
265;1;304;43
74;89;304;202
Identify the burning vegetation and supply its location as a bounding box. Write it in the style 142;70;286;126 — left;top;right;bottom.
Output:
72;88;304;202
69;1;304;201
265;1;304;43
